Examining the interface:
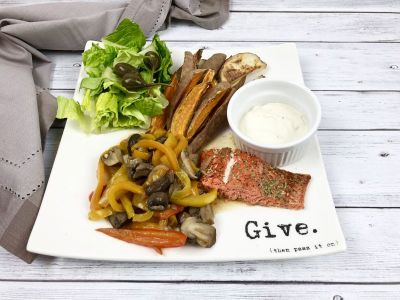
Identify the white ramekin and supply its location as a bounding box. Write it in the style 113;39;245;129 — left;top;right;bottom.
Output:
227;79;321;167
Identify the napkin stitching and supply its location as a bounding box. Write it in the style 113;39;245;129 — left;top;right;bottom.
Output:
150;0;168;34
0;180;44;200
0;150;41;168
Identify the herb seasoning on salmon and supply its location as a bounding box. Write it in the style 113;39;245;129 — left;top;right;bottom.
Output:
200;148;311;209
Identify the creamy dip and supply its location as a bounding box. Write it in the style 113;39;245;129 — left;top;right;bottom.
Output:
239;102;308;145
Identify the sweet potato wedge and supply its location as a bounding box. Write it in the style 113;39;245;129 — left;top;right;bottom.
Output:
189;77;246;153
198;53;227;73
170;70;215;136
150;72;179;131
219;53;266;83
165;51;197;128
181;69;207;100
186;82;231;140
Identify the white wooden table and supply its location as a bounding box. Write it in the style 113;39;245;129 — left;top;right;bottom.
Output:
1;1;400;299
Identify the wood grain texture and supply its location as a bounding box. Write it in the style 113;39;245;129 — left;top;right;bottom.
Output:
43;129;400;208
1;0;400;12
1;282;400;300
45;42;400;91
159;13;400;43
51;90;400;130
0;208;399;282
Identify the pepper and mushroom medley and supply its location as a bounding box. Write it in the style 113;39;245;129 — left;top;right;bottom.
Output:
89;129;217;253
89;48;268;253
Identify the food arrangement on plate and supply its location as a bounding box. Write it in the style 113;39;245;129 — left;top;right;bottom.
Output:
55;20;331;256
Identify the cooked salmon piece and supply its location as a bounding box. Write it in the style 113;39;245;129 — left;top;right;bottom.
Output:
200;148;311;210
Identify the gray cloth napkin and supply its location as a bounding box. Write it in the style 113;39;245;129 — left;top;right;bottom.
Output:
0;0;229;263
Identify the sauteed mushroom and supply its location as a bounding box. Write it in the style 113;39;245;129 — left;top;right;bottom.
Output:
180;217;216;248
180;150;199;180
200;204;214;225
102;146;123;166
147;192;169;211
108;212;129;229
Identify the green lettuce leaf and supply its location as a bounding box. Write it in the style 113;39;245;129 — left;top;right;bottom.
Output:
140;34;172;83
102;19;146;51
80;77;104;96
113;49;144;68
94;92;119;129
82;43;117;77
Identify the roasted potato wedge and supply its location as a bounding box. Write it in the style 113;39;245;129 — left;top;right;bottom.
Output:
181;69;207;100
189;77;246;153
198;53;227;73
186;82;231;140
165;51;197;128
170;70;215;136
218;53;267;83
150;72;179;131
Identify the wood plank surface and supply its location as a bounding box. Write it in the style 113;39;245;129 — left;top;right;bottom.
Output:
45;42;400;91
1;282;400;300
43;129;400;208
159;13;400;43
1;0;400;13
0;208;399;282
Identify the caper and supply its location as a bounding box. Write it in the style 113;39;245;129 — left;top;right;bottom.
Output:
113;63;139;77
144;51;161;72
122;73;147;91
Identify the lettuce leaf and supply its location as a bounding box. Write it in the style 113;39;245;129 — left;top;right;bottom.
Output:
113;49;144;68
102;19;146;51
140;34;172;83
82;43;116;77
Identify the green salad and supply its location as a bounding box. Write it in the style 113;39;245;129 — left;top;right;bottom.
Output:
56;19;172;132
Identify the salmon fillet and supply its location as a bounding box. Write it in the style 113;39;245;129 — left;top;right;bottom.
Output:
200;148;311;210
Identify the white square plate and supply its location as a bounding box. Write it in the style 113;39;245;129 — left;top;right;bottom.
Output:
27;42;346;261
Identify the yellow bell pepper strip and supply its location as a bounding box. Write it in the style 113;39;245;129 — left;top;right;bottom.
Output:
121;195;135;219
134;139;179;171
191;181;199;196
171;170;192;202
173;135;188;156
133;193;147;210
119;138;128;153
133;149;151;160
151;128;167;139
88;207;113;220
90;159;107;211
164;132;177;148
96;228;187;250
140;133;156;140
159;155;171;168
131;210;154;222
152;149;162;165
170;188;217;207
108;181;144;212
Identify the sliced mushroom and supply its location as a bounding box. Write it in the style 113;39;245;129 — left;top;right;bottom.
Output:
102;147;123;166
127;133;141;156
108;212;129;229
200;204;214;225
147;192;169;211
145;172;174;195
123;155;142;168
128;161;153;181
180;150;199;180
177;211;191;224
180;217;216;248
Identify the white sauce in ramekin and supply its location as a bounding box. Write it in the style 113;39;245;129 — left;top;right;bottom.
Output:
239;102;308;145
